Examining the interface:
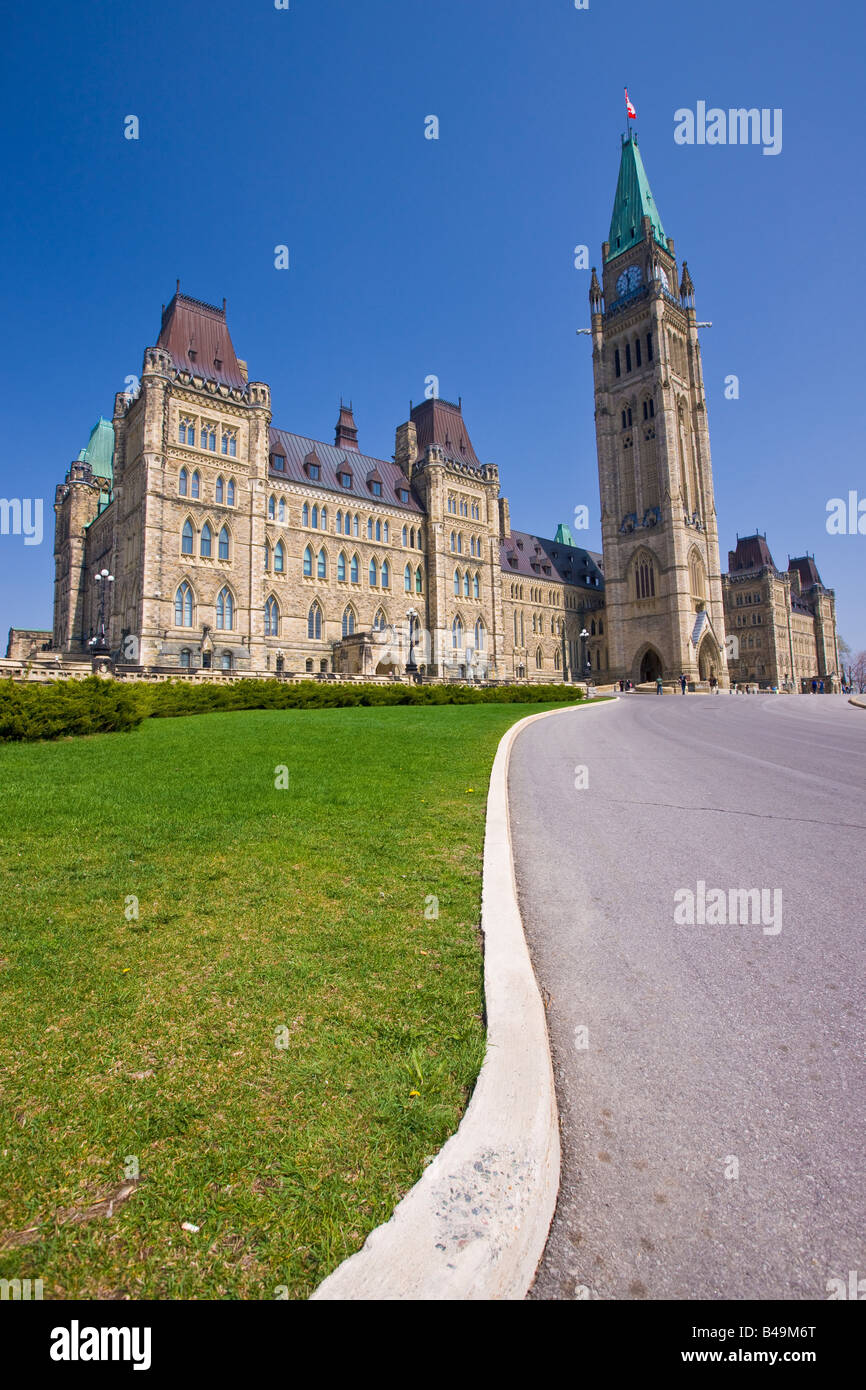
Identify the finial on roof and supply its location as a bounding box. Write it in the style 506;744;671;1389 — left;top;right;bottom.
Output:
680;261;695;308
589;266;603;313
176;279;180;294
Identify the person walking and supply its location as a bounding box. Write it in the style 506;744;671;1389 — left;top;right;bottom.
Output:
656;675;663;695
680;673;687;694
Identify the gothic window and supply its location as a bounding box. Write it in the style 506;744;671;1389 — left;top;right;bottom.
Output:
635;558;656;600
218;525;230;561
302;502;310;527
202;424;217;452
338;551;347;582
200;522;212;558
381;560;390;589
457;534;463;554
191;470;201;499
513;612;518;645
180;648;191;669
216;587;233;630
179;419;195;447
367;517;374;540
452;616;464;649
373;608;387;631
402;525;408;546
599;619;604;635
415;566;423;594
337;511;344;534
621;410;627;430
369;557;378;587
221;652;232;672
175;581;193;627
342;606;356;637
312;504;319;530
268;495;276;520
615;348;621;378
635;337;642;368
450;531;456;552
554;649;561;670
321;507;327;530
303;545;312;577
264;595;279;637
227;478;236;506
404;563;412;592
647;332;654;361
454;568;461;597
264;543;270;572
350;554;359;583
625;343;632;372
216;476;225;504
308;602;322;640
352;515;359;537
317;548;327;579
383;522;389;544
473;573;480;599
474;618;486;650
463;573;470;598
179;467;188;496
274;540;285;573
536;647;543;669
375;520;381;542
278;498;286;523
181;519;194;555
221;429;237;457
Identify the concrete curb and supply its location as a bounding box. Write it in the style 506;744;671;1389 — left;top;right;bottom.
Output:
848;696;866;709
311;697;616;1300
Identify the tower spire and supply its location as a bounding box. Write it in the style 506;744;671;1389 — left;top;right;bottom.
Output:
607;134;666;262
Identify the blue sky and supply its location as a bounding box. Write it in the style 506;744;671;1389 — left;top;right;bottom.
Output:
2;0;863;653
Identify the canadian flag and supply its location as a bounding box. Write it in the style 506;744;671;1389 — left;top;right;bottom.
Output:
625;88;637;120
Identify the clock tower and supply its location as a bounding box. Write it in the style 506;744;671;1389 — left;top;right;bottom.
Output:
589;133;729;687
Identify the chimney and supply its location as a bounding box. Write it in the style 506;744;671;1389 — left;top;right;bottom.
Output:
499;496;511;539
394;420;418;478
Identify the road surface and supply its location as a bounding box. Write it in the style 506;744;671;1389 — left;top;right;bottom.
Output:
508;694;866;1300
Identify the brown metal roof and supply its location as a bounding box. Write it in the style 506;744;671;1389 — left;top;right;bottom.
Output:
268;427;424;513
500;529;604;590
410;398;481;467
728;533;776;574
788;555;823;590
157;291;247;391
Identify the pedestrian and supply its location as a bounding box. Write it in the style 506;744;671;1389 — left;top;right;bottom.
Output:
811;679;817;694
619;679;624;692
680;673;687;694
819;679;824;694
709;675;718;693
656;675;663;695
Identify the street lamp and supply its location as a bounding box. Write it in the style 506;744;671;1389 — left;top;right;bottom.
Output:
92;568;114;652
406;607;419;679
579;627;591;681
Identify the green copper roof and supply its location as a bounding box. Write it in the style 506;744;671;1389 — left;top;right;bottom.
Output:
78;417;114;485
554;523;574;546
606;135;666;262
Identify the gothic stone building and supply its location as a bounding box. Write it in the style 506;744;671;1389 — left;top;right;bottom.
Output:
47;135;837;688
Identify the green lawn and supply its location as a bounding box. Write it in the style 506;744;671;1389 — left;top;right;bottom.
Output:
0;703;562;1300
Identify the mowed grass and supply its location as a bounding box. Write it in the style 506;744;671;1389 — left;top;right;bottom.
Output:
0;703;560;1300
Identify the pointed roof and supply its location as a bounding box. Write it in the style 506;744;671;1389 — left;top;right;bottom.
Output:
157;288;247;390
335;401;360;451
607;134;667;262
789;555;823;590
410;398;480;467
77;417;114;485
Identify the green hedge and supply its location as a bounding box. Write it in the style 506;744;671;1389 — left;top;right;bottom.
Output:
0;677;148;743
0;677;583;743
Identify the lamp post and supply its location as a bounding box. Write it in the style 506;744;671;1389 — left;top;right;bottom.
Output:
406;607;419;679
579;627;591;683
92;568;114;652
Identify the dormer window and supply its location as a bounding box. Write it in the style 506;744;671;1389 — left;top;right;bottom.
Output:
339;471;352;488
271;453;286;471
370;480;382;497
397;487;409;503
307;463;320;480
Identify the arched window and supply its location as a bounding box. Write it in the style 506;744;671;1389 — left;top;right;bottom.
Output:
180;648;191;669
302;502;310;527
303;545;312;577
264;542;270;572
415;566;423;594
532;614;537;635
317;548;327;579
308;602;322;640
450;532;456;552
635;337;642;368
536;647;543;669
457;534;463;554
338;551;347;582
321;507;327;530
216;476;225;504
216;587;233;630
264;595;279;637
383;521;389;544
220;651;232;671
591;619;596;636
179;467;188;496
373;608;387;631
191;470;201;499
200;521;212;558
625;343;632;372
474;619;486;650
312;504;319;529
227;478;235;506
402;525;408;546
342;606;355;637
452;616;463;650
274;540;285;574
554;649;561;670
179;419;194;446
278;498;286;523
615;347;621;378
381;560;390;589
369;557;378;587
175;581;193;627
513;612;519;645
367;517;374;540
404;563;412;592
473;573;480;599
375;520;381;542
463;572;470;598
268;495;276;520
337;511;343;534
350;554;359;583
218;525;230;561
352;515;359;537
181;519;194;555
454;569;461;596
635;557;656;599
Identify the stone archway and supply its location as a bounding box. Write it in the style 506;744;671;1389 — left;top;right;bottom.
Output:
697;634;717;682
639;647;663;683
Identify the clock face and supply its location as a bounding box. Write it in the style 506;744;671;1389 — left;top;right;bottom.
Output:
627;264;643;291
657;265;669;289
616;270;629;297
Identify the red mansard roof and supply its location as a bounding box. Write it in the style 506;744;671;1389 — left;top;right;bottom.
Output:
157;291;247;390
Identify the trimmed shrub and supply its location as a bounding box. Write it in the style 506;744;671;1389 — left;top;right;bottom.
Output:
0;677;148;743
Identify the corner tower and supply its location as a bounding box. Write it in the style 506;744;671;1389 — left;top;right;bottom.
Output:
589;133;728;686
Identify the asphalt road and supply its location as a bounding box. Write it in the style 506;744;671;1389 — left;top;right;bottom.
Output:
508;693;866;1301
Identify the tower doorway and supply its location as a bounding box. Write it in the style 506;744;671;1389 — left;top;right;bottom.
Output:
639;648;663;683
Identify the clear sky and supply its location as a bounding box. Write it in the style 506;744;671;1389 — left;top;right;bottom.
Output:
2;0;863;653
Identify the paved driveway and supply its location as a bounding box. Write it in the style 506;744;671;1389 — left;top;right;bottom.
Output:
508;695;866;1300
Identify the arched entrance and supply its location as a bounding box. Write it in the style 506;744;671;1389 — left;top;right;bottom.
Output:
697;634;717;682
639;648;663;683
